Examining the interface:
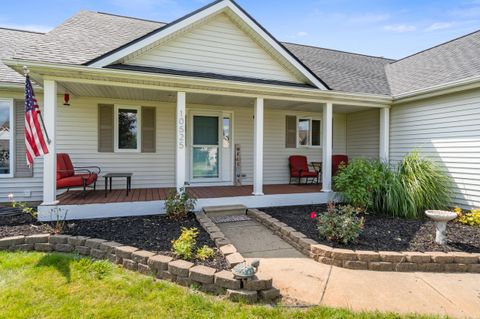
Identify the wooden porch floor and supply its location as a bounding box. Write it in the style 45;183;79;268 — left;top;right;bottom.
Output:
57;184;322;205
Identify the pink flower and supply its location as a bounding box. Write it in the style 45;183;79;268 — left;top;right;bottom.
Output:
310;212;317;219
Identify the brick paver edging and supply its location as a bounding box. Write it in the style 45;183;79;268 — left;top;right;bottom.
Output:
247;209;480;273
0;233;279;303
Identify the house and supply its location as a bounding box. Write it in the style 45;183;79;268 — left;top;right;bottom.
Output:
0;0;479;220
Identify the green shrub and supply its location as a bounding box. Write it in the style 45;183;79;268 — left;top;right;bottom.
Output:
317;204;364;245
333;159;381;210
397;151;452;218
334;151;453;219
196;245;215;261
165;188;197;220
172;227;199;260
371;161;415;218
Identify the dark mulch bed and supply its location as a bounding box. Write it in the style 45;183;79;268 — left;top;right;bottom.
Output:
261;205;480;253
0;209;228;270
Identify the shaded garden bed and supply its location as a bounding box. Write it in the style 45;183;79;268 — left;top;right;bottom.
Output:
261;205;480;253
0;209;228;270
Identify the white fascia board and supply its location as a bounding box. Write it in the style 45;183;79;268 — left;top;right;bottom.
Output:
88;0;327;90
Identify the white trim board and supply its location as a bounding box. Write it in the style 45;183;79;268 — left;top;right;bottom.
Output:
88;0;327;90
37;192;336;221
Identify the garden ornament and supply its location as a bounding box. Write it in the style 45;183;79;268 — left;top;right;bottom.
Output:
232;259;260;280
425;210;457;245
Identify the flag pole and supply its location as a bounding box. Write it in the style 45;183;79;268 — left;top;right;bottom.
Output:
23;66;51;145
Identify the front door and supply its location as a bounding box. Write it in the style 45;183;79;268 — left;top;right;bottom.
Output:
189;111;233;183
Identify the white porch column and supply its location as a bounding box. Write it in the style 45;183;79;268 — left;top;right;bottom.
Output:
322;102;333;192
253;97;264;196
42;80;57;205
176;92;187;191
379;107;390;162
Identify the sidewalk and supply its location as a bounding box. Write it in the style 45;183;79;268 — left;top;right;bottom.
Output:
217;218;480;319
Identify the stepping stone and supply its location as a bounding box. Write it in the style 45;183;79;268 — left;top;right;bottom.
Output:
203;205;247;217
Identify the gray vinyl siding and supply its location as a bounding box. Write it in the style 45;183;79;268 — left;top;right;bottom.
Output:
1;94;348;202
127;13;302;83
390;89;480;209
346;109;380;159
263;110;346;184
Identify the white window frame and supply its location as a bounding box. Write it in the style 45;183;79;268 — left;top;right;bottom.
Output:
114;105;142;153
0;98;14;178
296;117;322;148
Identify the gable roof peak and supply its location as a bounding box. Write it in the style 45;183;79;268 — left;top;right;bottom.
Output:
87;0;329;89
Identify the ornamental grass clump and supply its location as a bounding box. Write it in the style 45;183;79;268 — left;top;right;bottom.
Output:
397;151;452;218
317;204;364;245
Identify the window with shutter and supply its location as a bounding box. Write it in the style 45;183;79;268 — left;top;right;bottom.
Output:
141;106;156;153
285;115;296;148
98;104;114;152
14;99;33;177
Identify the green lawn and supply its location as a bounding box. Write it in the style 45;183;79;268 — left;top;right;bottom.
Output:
0;251;440;319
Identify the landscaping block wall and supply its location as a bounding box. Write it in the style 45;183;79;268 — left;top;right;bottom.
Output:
248;209;480;273
0;233;280;303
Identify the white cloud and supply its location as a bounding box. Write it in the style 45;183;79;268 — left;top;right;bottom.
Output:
383;24;416;33
296;31;308;37
426;22;454;31
0;23;52;33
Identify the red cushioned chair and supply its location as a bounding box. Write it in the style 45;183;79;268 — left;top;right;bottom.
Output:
56;153;100;195
289;155;319;185
332;155;349;177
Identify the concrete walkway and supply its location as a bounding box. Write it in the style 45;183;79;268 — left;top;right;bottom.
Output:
217;219;480;319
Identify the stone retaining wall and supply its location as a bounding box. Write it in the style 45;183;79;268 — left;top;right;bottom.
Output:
0;233;279;303
247;209;480;273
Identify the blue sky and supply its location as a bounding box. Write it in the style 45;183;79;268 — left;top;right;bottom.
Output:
2;0;480;59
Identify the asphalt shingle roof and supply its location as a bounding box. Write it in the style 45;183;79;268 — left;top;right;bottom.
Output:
6;9;480;97
283;43;394;95
0;28;44;85
12;11;395;94
386;30;480;95
14;11;164;65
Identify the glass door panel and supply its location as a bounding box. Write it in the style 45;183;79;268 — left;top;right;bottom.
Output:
192;115;220;180
0;102;11;175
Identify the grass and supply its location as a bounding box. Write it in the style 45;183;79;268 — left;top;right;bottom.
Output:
0;251;441;319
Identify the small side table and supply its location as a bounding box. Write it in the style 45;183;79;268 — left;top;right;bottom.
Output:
310;161;322;184
104;173;133;197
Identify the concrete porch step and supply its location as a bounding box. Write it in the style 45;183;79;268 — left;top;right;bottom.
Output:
203;205;247;217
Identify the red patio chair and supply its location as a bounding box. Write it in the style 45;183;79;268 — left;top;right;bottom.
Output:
332;155;348;177
56;153;101;194
289;155;319;184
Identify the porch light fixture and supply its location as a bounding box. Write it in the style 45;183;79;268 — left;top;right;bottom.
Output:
63;93;70;106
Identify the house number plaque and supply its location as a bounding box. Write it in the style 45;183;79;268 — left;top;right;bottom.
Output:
178;110;185;149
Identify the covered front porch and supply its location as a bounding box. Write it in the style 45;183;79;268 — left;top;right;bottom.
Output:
54;184;328;220
13;63;391;220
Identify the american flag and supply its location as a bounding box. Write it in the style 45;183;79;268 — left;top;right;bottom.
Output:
25;75;49;167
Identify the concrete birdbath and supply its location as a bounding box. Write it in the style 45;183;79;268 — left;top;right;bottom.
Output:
425;210;458;245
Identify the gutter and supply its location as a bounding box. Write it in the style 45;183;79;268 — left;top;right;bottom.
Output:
393;75;480;104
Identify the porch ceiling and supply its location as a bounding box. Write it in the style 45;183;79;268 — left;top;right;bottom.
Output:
58;81;376;112
59;81;255;107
